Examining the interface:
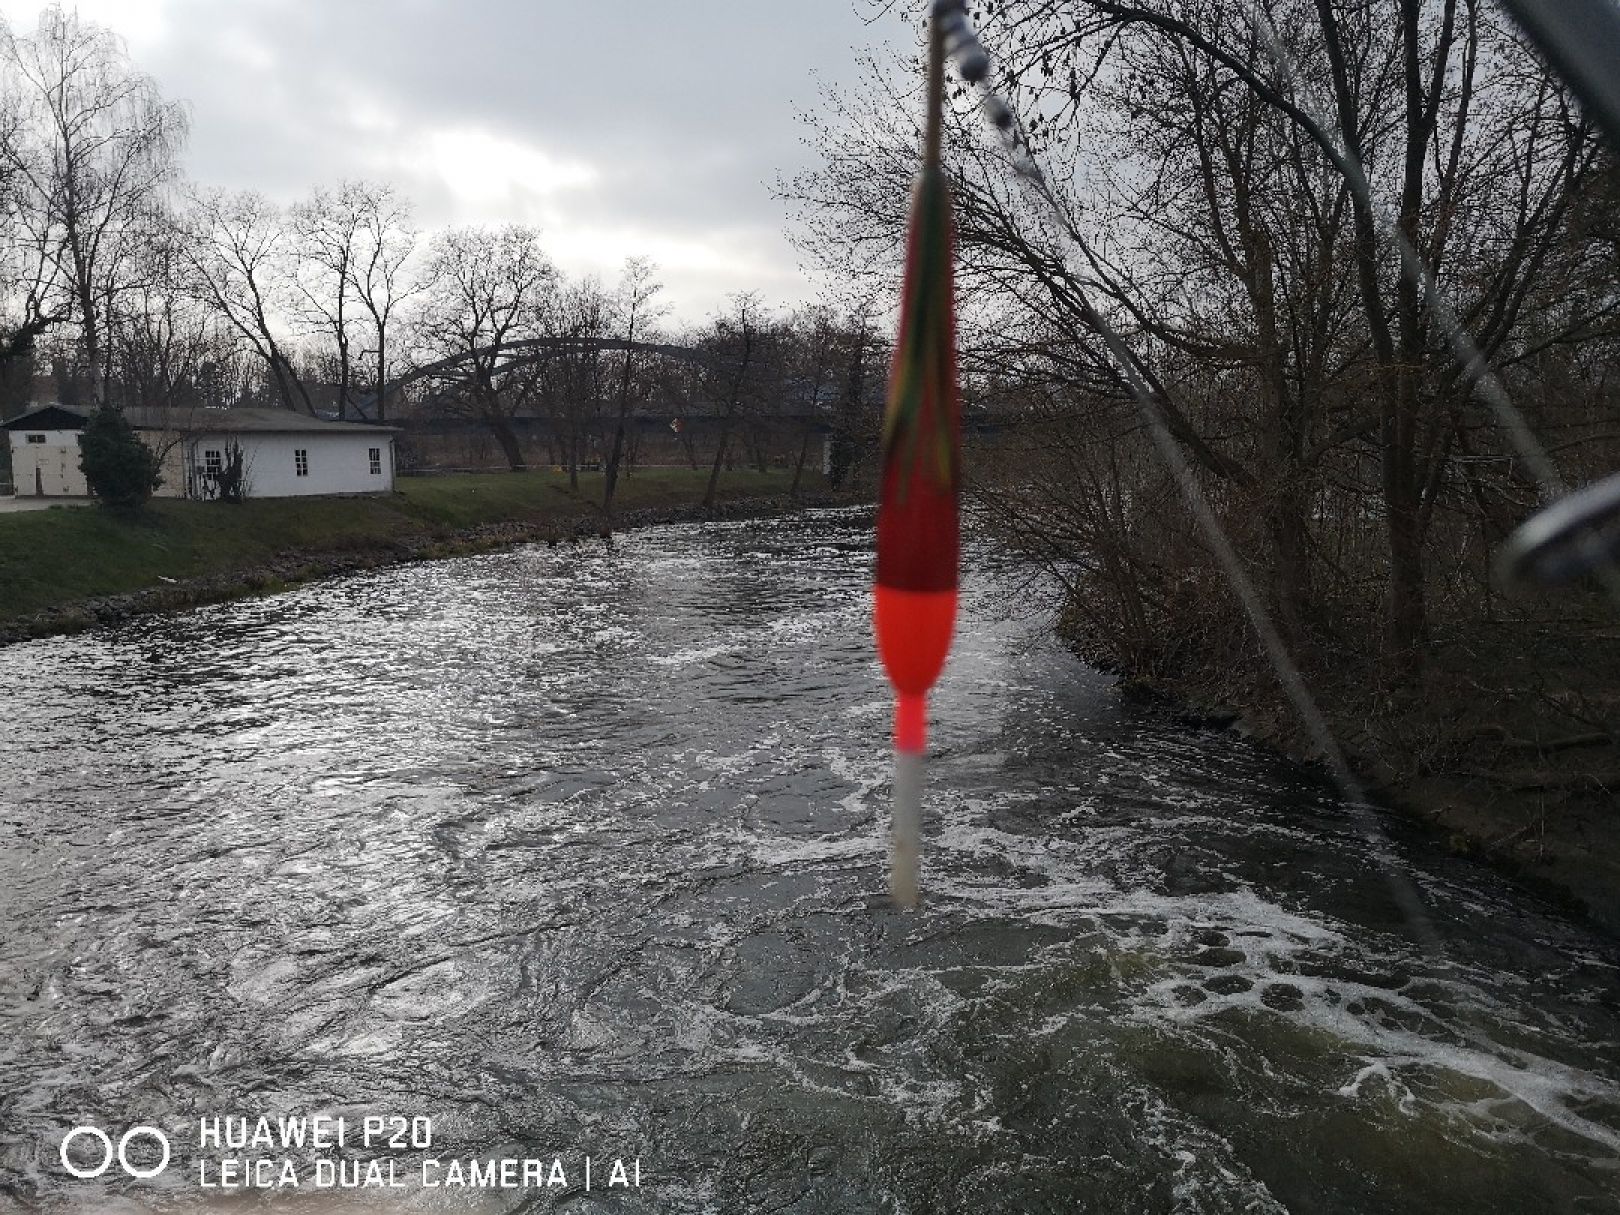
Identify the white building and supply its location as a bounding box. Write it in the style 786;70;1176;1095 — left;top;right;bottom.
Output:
2;405;398;499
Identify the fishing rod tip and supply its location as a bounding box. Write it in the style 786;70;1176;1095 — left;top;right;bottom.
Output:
954;46;990;83
935;6;990;83
1496;472;1620;587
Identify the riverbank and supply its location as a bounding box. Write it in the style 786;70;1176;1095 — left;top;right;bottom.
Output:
0;468;839;644
1083;604;1620;936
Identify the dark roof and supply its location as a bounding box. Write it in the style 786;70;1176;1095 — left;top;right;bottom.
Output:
1;405;87;430
135;407;398;434
2;404;396;434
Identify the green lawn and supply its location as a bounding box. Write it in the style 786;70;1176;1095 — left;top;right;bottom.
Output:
0;467;820;624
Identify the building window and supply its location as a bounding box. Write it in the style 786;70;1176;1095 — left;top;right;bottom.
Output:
204;449;222;475
295;449;309;477
369;447;381;475
25;433;45;444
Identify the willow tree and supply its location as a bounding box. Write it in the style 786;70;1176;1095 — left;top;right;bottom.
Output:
0;5;187;406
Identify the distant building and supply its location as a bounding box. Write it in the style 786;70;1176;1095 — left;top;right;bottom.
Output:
1;405;398;499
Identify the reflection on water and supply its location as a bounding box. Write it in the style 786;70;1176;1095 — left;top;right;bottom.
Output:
0;509;1617;1212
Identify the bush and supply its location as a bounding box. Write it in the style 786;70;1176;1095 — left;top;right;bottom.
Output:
78;404;162;509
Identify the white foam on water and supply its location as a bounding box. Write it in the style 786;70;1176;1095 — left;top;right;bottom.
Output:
1133;1088;1292;1214
646;643;739;667
1123;904;1620;1155
746;830;883;870
1338;1061;1417;1112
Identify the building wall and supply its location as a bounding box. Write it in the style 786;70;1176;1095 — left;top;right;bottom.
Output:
9;428;189;498
8;429;87;496
6;427;394;498
195;432;395;498
155;436;187;498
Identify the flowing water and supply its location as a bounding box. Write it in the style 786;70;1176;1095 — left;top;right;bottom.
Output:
0;508;1617;1213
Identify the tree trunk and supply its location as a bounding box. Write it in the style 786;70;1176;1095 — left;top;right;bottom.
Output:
336;335;349;420
486;411;526;471
790;426;811;498
1385;451;1427;672
704;422;731;510
1383;0;1437;674
1318;0;1427;675
603;325;637;517
753;424;769;473
603;418;628;515
1251;232;1311;640
374;338;388;423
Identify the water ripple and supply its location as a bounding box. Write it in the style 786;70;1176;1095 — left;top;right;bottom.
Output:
0;509;1616;1213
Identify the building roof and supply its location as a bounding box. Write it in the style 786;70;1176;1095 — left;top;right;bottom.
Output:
0;405;87;431
1;404;397;435
143;407;399;435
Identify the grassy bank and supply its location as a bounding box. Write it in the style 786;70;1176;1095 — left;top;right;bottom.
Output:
0;468;823;627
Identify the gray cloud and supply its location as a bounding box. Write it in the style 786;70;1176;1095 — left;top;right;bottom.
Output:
13;0;917;321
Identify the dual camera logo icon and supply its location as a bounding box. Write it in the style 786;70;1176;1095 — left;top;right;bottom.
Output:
59;1126;171;1180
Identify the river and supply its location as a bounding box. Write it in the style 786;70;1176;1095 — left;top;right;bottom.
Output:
1;508;1617;1213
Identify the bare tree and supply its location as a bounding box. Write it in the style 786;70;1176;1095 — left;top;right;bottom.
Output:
826;303;885;491
178;189;312;415
343;181;419;422
783;304;839;497
534;273;613;489
0;5;186;405
700;292;767;509
106;220;222;414
412;224;557;471
286;180;421;422
602;255;665;516
0;92;66;418
788;0;1610;678
289;184;363;419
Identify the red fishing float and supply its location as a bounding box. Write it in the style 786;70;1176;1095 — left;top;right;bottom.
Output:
874;6;962;908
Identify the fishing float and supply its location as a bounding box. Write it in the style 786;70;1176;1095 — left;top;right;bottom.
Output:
874;0;985;908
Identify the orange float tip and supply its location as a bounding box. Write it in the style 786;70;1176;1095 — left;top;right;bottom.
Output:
874;584;958;701
875;584;957;754
894;691;928;754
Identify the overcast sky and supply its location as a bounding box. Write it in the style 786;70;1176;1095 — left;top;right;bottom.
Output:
0;0;916;323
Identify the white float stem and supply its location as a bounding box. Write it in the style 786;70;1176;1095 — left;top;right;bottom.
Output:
890;749;923;908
